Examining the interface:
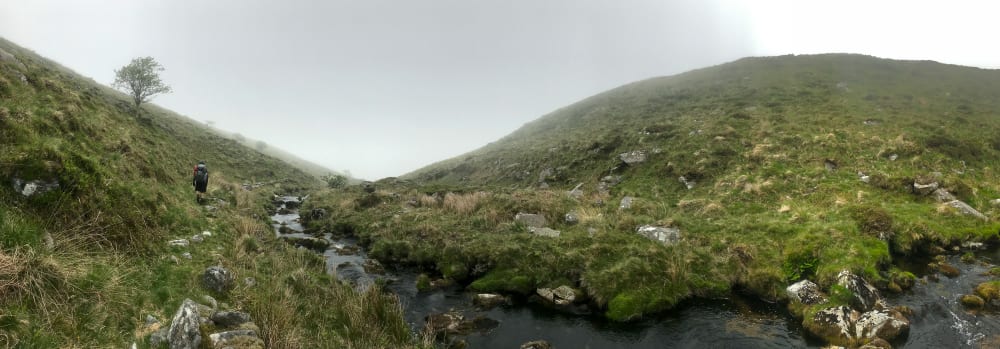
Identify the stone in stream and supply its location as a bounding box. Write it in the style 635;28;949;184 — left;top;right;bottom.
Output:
537;285;579;306
786;280;826;305
202;266;234;294
168;299;202;349
473;293;508;309
520;340;553;349
424;311;499;336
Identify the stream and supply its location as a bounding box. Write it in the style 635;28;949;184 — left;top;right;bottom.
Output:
271;196;1000;348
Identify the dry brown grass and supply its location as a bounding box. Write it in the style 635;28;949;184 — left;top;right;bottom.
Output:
442;191;489;214
417;194;439;208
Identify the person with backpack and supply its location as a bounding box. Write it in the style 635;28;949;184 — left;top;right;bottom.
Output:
193;160;209;203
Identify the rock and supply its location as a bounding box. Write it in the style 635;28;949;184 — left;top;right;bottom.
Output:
824;159;838;171
564;212;579;224
778;205;791;213
567;183;584;199
149;327;169;348
190;234;204;243
146;314;160;327
992;198;1000;207
961;241;985;250
945;200;987;220
168;299;202;349
678;176;696;190
854;308;909;344
619;150;647;165
181;252;192;260
537;286;578;305
208;329;263;349
473;293;508;309
787;280;827;305
888;154;898;161
960;294;985;309
860;338;892;348
243;277;256;287
363;259;385;274
520;340;553;349
11;178;60;197
424;311;498;336
636;225;681;245
619;196;633;210
858;171;870;183
201;295;218;309
211;311;252;328
281;236;330;250
836;270;881;312
515;213;547;228
912;181;939;195
202;266;234;294
168;239;190;247
932;189;955;202
975;282;1000;301
806;306;855;346
204;205;218;213
529;227;560;238
309;208;327;219
202;231;212;237
598;176;622;193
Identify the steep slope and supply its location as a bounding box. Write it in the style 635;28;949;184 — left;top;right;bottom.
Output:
0;38;415;348
305;54;1000;331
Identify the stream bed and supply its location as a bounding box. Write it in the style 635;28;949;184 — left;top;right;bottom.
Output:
271;196;1000;348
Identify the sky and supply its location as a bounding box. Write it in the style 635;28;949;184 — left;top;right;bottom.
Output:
1;0;998;179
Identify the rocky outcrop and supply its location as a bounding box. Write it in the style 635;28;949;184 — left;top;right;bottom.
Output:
537;285;578;305
619;150;646;165
515;213;548;228
786;280;826;305
807;306;909;347
529;227;560;238
636;225;681;245
945;200;987;220
837;270;882;312
203;266;234;294
210;311;251;328
912;181;939;195
208;330;263;349
932;188;955;202
168;299;202;349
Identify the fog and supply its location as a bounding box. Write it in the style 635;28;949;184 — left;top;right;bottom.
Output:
2;0;997;179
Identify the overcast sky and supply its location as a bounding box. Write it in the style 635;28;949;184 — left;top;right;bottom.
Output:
1;0;998;179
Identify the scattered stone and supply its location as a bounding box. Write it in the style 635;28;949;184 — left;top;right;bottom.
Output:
168;299;202;349
202;231;212;236
836;270;881;312
145;314;160;327
168;239;190;247
529;227;560;238
243;277;256;287
211;311;252;328
786;280;827;305
636;225;681;245
678;176;696;190
945;200;987;220
932;189;955;202
520;340;553;349
515;213;548;228
961;294;985;309
564;212;579;224
202;266;234;294
536;286;578;306
208;330;263;349
912;181;939;196
190;234;204;243
567;183;584;199
181;252;192;260
619;150;647;165
473;293;508;309
425;311;499;336
858;171;870;183
961;241;985;250
11;178;60;197
888;154;898;161
598;176;622;193
619;196;633;210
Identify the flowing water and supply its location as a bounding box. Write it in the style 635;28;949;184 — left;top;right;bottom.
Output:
271;196;1000;348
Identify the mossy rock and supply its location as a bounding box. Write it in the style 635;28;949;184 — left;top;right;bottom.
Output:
939;263;960;278
975;281;1000;301
960;294;985;309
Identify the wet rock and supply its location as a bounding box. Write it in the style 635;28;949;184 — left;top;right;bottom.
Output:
912;181;938;195
202;266;234;294
281;236;330;250
787;280;827;305
520;340;553;349
425;311;498;336
939;263;960;278
207;329;263;349
806;305;910;346
529;227;560;238
932;189;955;202
860;338;892;349
619;150;647;165
806;306;855;346
836;270;881;312
854;308;909;344
564;212;579;225
960;294;985;309
211;311;251;328
515;213;548;228
11;178;60;197
944;200;987;220
168;299;202;349
619;196;633;210
537;285;578;305
961;241;985;250
473;293;508;309
636;225;681;245
363;259;385;274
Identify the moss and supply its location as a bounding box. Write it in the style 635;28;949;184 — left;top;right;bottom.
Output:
469;269;535;295
960;294;985;309
975;281;1000;301
415;273;431;292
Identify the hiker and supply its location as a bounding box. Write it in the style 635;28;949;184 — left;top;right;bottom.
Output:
193;160;209;203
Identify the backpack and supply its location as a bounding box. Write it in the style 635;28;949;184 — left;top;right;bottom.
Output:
195;164;208;183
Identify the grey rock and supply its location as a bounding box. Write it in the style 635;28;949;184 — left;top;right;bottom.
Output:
836;270;881;312
145;314;160;327
962;241;985;250
619;150;647;165
619;196;633;210
679;176;696;189
824;159;838;171
912;181;939;196
472;293;508;309
281;236;330;250
425;311;499;336
168;299;202;349
564;212;579;224
529;227;560;238
636;225;681;245
946;200;987;220
888;154;898;161
520;340;553;349
181;252;192;260
515;213;547;228
202;266;234;294
203;205;218;212
858;171;870;183
537;286;578;305
168;239;190;247
567;183;584;199
598;176;622;193
149;327;169;348
806;306;855;346
854;308;909;342
243;277;256;287
786;280;827;305
11;178;60;197
211;310;251;328
207;329;262;348
932;189;955;202
190;234;204;243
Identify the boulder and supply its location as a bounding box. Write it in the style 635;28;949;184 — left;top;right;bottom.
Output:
854;308;909;344
786;280;827;305
515;213;547;228
149;327;169;348
836;270;881;312
425;311;498;336
537;286;578;305
168;299;202;349
207;329;263;349
912;181;939;195
932;189;955;202
945;200;987;220
960;294;985;309
529;227;560;238
806;306;855;346
202;266;234;294
564;212;579;225
520;340;553;349
619;196;633;210
472;293;508;309
636;225;681;245
619;150;647;165
11;178;60;197
211;310;251;328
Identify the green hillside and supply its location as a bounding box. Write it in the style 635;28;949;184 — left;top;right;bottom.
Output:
306;54;1000;327
0;38;416;348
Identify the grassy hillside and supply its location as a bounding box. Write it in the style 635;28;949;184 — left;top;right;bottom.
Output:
306;54;1000;323
0;37;418;348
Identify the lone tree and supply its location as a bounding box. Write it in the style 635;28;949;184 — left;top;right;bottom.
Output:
112;56;172;111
